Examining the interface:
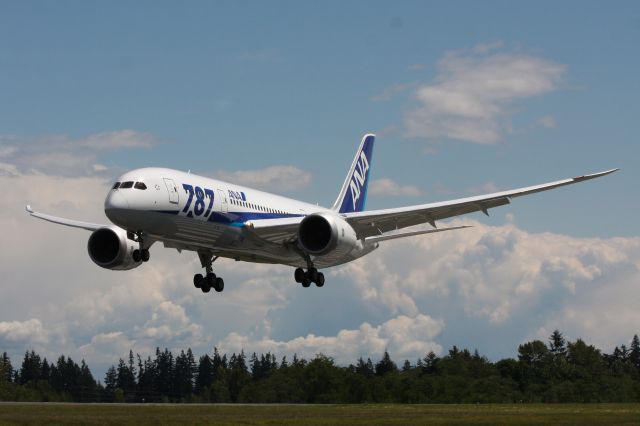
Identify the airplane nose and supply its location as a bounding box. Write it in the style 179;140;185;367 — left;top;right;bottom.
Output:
105;190;129;211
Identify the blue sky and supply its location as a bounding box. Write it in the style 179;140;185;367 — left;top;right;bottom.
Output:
1;1;639;376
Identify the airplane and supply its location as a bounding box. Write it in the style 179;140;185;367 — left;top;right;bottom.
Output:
26;134;617;293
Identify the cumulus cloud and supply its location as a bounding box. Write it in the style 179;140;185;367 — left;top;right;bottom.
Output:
0;319;48;344
214;165;312;192
217;314;444;364
369;178;423;197
403;44;566;144
337;218;640;353
0;130;161;176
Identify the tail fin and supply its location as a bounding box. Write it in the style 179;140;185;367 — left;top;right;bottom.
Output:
332;134;375;214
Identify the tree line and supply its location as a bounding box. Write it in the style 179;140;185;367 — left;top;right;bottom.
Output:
2;331;640;403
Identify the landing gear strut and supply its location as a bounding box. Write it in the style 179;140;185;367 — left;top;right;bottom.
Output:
294;267;325;288
131;232;150;263
194;252;224;294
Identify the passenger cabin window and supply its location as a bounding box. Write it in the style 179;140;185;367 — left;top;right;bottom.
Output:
134;182;147;190
120;181;134;189
112;182;121;189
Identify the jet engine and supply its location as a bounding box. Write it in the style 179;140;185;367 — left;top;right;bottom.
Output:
87;226;142;270
297;212;359;256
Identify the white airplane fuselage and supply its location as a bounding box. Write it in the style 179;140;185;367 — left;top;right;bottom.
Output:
105;167;375;269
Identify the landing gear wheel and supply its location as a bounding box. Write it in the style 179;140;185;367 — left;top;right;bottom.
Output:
294;268;305;283
307;268;318;283
132;249;141;262
301;279;311;288
206;272;217;287
193;274;204;289
315;273;325;287
201;284;211;293
141;249;150;262
214;277;224;292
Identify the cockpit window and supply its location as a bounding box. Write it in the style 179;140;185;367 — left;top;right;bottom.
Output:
134;182;147;190
112;182;120;189
120;181;134;189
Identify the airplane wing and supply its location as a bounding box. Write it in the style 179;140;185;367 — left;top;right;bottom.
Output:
344;169;618;239
26;205;105;231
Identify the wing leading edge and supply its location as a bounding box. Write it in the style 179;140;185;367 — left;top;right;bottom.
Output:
26;205;105;231
344;169;619;239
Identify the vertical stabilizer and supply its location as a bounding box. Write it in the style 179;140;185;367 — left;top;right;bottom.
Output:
332;134;375;214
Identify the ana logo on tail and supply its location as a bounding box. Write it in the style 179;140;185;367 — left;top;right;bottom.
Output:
349;151;370;211
333;134;375;214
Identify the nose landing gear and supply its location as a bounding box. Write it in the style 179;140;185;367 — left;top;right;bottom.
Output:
130;232;150;263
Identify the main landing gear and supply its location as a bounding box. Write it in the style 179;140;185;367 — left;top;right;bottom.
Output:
294;267;325;288
194;252;224;294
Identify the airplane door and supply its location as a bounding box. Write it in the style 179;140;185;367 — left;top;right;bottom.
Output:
216;189;228;213
163;178;179;204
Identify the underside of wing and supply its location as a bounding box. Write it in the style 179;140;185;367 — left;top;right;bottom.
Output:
345;169;618;239
243;216;304;245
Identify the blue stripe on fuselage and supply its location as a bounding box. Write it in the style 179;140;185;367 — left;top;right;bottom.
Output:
154;210;303;227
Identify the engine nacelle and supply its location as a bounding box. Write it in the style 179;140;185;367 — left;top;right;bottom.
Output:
87;226;142;270
297;212;359;256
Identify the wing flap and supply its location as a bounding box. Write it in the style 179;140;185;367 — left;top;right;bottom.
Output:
365;225;471;244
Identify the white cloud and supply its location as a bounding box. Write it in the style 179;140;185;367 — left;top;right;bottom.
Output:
0;319;48;344
337;218;640;353
78;332;135;364
79;129;159;150
404;44;566;144
214;165;312;192
217;314;444;364
0;130;161;176
139;301;203;341
369;178;423;197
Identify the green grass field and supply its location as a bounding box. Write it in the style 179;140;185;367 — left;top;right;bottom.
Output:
0;403;639;425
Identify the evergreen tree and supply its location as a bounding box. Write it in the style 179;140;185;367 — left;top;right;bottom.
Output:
154;348;174;400
355;357;374;377
137;354;157;402
375;351;398;376
104;366;117;402
195;354;214;394
518;340;549;365
549;330;567;358
173;349;195;399
421;351;439;375
629;334;640;369
0;352;12;383
78;360;98;402
40;358;51;383
116;357;136;401
19;350;42;385
228;351;249;402
212;347;227;380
